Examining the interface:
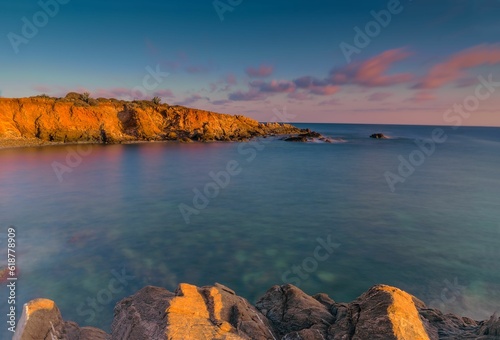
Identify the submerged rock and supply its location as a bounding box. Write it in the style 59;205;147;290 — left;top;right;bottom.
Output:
14;283;500;339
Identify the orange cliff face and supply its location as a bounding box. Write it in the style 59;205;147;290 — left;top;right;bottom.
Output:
0;94;302;146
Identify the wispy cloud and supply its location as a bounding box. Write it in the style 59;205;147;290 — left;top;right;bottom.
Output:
310;85;339;95
185;65;211;74
367;92;392;101
93;88;175;100
176;94;207;106
414;44;500;89
246;65;274;78
228;89;267;101
212;99;232;106
287;92;312;101
407;91;436;102
226;74;237;85
330;48;413;87
249;80;296;93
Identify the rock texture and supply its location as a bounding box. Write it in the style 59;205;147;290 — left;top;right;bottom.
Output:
0;94;303;148
14;283;500;340
12;298;107;340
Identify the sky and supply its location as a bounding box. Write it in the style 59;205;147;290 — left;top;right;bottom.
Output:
1;0;500;126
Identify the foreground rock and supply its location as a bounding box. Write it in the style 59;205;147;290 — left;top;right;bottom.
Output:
0;94;304;149
14;283;500;339
12;299;106;340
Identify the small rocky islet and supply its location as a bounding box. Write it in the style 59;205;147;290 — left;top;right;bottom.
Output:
370;133;389;139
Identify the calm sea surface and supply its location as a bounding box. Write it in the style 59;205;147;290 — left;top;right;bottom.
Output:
1;123;499;332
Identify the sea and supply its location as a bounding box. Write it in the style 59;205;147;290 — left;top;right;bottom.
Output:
1;123;499;333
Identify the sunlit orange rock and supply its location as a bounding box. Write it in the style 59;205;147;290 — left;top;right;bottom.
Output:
0;94;302;147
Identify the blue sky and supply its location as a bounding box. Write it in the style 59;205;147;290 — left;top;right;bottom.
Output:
1;0;500;125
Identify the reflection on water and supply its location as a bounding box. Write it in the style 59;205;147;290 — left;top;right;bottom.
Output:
0;124;499;332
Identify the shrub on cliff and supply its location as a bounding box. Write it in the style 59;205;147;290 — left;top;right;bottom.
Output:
152;96;161;105
81;92;91;103
65;92;82;100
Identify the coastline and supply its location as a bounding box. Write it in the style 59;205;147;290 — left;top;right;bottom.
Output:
0;134;295;151
0;95;309;151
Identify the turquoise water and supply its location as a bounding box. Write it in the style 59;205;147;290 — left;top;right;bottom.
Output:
1;123;499;333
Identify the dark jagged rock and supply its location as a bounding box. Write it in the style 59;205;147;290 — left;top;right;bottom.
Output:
14;283;500;339
370;133;388;139
283;129;330;143
283;136;308;142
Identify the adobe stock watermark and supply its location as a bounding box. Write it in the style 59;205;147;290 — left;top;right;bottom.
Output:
130;64;169;99
213;0;243;21
178;107;295;224
428;277;465;311
76;268;135;323
7;0;70;54
385;74;500;192
52;144;93;183
339;0;412;63
281;235;340;288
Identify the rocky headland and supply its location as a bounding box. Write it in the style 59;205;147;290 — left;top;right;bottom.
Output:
0;93;307;149
13;283;500;340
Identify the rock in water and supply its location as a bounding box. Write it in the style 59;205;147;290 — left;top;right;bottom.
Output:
370;133;388;139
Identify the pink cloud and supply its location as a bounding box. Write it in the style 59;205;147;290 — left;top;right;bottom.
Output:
33;85;52;93
177;94;208;106
287;92;312;100
367;92;392;101
310;85;339;96
250;80;296;93
212;99;232;106
93;88;134;99
415;44;500;89
92;88;175;100
209;83;218;93
226;48;413;103
318;98;340;106
293;76;328;89
331;48;413;87
185;65;210;74
246;65;274;78
226;74;237;85
228;89;267;101
407;91;436;102
152;89;175;98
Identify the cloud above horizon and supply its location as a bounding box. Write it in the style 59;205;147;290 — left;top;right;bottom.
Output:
228;49;412;101
25;44;500;124
329;49;413;87
246;65;274;78
415;44;500;89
